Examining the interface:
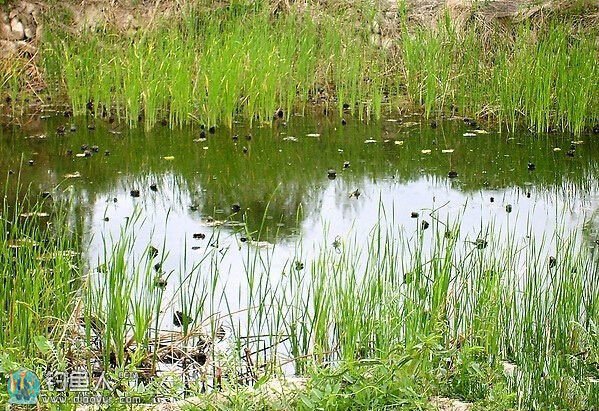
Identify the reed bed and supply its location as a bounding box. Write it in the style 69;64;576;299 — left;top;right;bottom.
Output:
33;4;597;134
3;185;598;408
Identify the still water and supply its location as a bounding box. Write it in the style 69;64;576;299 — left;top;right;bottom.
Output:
2;112;598;332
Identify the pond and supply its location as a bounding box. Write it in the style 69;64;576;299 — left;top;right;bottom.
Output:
2;110;599;374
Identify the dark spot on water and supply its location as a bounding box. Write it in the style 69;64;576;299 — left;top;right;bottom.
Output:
341;118;347;126
56;125;66;135
113;198;118;203
28;160;34;166
64;109;72;117
104;150;110;156
566;150;575;157
155;276;167;288
490;197;494;203
81;144;88;151
209;126;216;134
242;146;248;154
327;169;337;179
246;134;252;141
549;256;556;269
276;109;284;119
66;149;72;156
91;145;99;153
41;192;51;199
231;203;241;213
173;311;193;327
240;236;248;243
476;239;488;249
103;217;109;222
189;204;198;211
430;120;437;129
193;233;206;240
593;124;599;134
199;130;206;139
150;183;157;192
160;119;168;127
295;261;304;271
86;101;94;112
148;246;159;258
526;192;531;198
130;189;140;198
343;103;350;110
527;162;536;171
349;189;360;199
232;135;238;141
8;170;14;175
108;116;115;124
411;212;419;218
154;262;162;272
506;204;512;213
70;124;76;132
448;170;458;178
343;161;350;169
421;220;430;230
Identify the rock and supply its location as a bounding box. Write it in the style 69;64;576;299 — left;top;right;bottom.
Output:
10;17;25;40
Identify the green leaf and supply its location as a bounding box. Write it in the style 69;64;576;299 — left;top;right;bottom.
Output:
33;335;54;355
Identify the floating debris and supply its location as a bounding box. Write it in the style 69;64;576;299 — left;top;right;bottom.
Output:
154;276;168;288
248;240;274;248
173;311;193;327
20;212;49;218
148;246;159;258
475;239;488;249
349;189;360;199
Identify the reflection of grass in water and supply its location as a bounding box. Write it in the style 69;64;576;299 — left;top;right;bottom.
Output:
3;185;599;408
35;4;598;134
